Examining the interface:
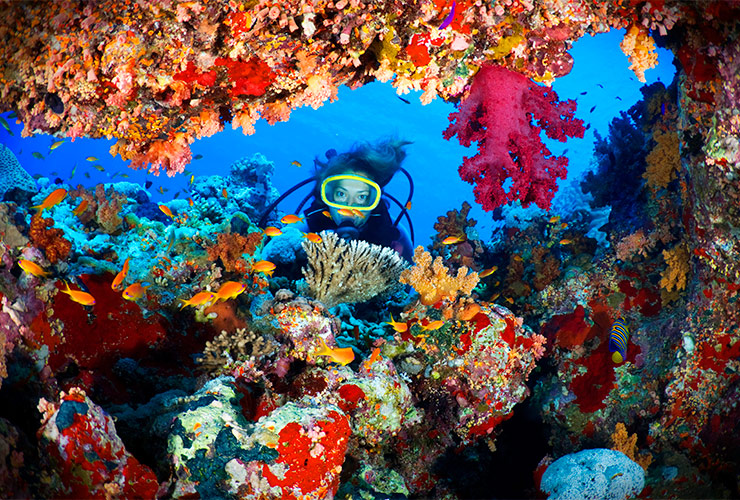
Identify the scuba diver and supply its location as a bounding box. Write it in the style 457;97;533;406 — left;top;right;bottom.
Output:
259;137;415;261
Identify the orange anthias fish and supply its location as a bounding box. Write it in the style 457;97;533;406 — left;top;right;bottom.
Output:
222;188;228;199
422;319;445;331
264;226;282;237
188;197;194;206
479;266;498;278
18;259;49;278
111;257;130;290
321;210;332;219
384;313;408;333
252;260;276;277
72;199;89;216
442;234;466;245
314;338;355;366
303;232;322;243
281;214;303;224
122;283;151;301
179;291;216;309
32;188;67;212
351;209;366;219
60;281;95;306
559;239;572;245
215;281;246;302
159;204;174;218
337;208;356;218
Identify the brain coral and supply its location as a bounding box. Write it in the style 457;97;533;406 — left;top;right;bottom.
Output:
0;144;36;198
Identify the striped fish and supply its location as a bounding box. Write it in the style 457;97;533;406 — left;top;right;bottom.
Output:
609;319;629;364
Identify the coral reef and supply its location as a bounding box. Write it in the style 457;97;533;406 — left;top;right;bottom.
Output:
301;231;406;308
400;246;479;306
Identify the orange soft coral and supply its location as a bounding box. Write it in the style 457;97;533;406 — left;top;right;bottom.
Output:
400;246;479;306
205;232;263;273
611;422;653;471
29;213;71;264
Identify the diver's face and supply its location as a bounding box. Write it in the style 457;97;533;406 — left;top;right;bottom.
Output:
328;174;374;227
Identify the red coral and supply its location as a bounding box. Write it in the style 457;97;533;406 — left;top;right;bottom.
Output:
29;213;71;264
215;57;275;97
173;61;217;87
262;410;351;499
48;274;169;377
443;64;585;211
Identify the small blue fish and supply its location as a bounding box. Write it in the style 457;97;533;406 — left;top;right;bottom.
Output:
661;102;666;116
609;319;629;364
438;0;456;29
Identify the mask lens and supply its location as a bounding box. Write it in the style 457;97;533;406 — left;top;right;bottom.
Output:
321;175;381;210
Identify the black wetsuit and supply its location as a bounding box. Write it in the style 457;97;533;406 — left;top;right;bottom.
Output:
304;198;413;261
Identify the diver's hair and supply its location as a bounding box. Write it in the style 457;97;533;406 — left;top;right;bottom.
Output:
314;137;412;190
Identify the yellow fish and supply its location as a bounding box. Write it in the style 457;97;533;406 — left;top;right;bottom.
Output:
49;139;65;151
32;188;67;212
548;215;560;223
321;210;332;219
189;175;194;185
559;239;572;245
479;266;497;278
313;338;355;366
18;259;49;278
384;313;408;333
422;320;445;331
179;291;215;309
442;235;466;245
291;160;302;167
264;226;282;237
281;214;303;224
111;258;130;290
72;199;89;216
303;232;322;243
159;204;174;218
60;281;96;306
85;156;98;162
122;283;151;301
215;281;246;302
252;260;276;277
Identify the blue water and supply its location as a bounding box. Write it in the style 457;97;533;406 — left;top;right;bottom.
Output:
0;30;674;243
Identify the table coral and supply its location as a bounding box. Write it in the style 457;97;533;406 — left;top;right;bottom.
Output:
400;245;479;305
443;63;585;211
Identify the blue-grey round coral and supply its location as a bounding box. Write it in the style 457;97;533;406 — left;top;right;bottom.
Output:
0;143;36;198
541;448;645;500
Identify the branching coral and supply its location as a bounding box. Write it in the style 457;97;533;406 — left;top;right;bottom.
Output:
29;214;71;264
301;231;406;308
400;246;479;306
200;327;275;376
444;63;585;211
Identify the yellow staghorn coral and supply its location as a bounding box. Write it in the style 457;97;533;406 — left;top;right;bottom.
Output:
620;24;659;83
644;130;681;190
301;231;407;309
660;243;690;293
400;246;479;306
611;422;653;471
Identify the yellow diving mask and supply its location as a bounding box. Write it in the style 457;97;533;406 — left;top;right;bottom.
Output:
320;174;381;211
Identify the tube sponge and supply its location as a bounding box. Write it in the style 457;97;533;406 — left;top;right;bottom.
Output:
541;448;645;500
0;143;36;199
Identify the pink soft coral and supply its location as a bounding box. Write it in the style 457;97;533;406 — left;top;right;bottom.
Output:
443;64;585;211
